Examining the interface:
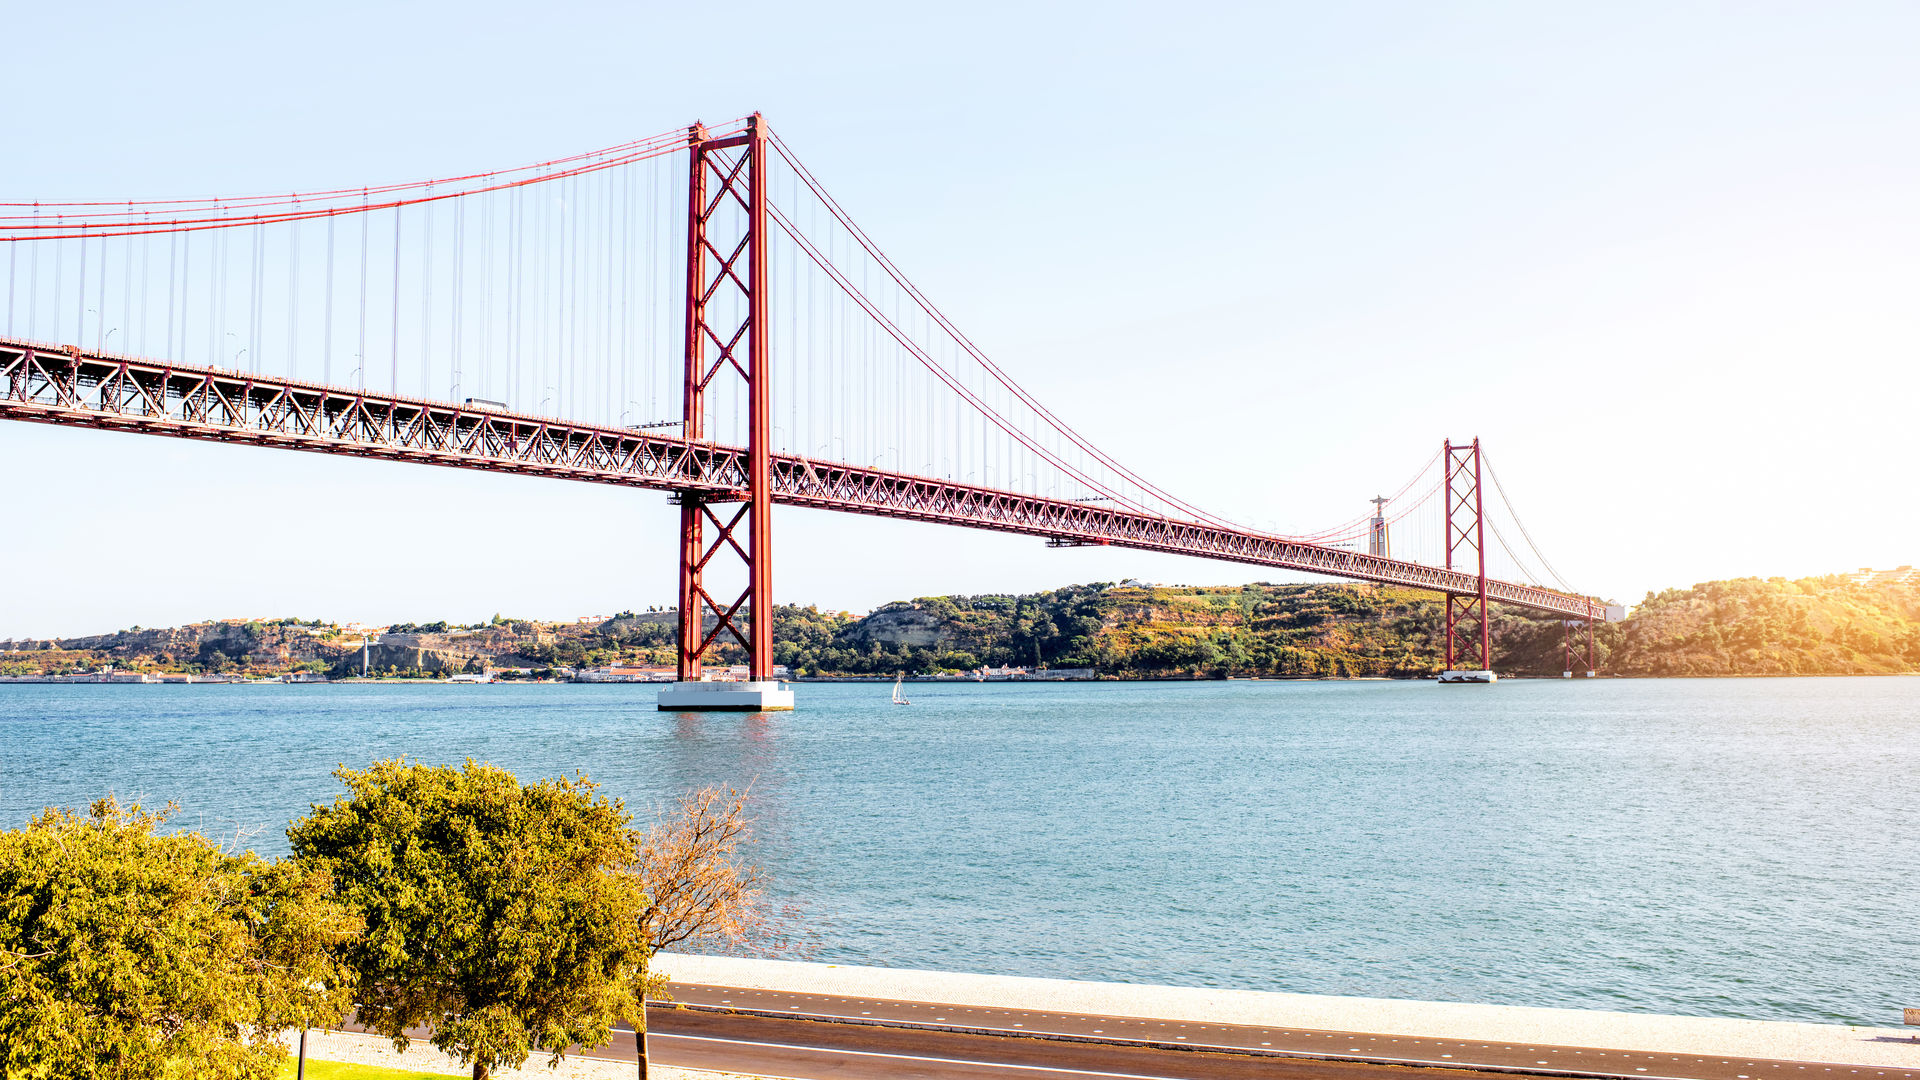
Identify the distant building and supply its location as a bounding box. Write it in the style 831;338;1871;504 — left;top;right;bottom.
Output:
574;665;676;683
1847;565;1917;587
1025;668;1096;680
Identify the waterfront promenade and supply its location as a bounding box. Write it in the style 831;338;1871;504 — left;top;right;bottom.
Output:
293;954;1918;1079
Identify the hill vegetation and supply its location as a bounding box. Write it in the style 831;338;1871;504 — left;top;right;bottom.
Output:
4;576;1916;680
1604;575;1920;676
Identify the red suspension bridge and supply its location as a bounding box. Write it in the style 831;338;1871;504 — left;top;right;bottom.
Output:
0;114;1614;705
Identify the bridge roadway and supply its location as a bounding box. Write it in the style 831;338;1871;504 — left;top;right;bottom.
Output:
0;337;1604;621
531;983;1907;1080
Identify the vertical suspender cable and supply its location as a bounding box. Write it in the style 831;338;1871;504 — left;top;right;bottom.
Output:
27;205;40;340
78;230;90;348
788;168;797;453
138;220;150;355
390;203;402;395
618;166;629;424
556;175;568;415
606;166;615;426
121;213;134;351
4;226;14;336
538;176;550;412
422;194;434;399
288;203;300;378
481;188;493;400
507;186;519;407
646;156;657;424
179;230;191;363
169;232;181;361
805;195;814;457
358;193;370;389
323;214;335;385
216;210;229;366
247;224;260;371
566;173;578;418
209;210;222;366
256;222;266;371
96;235;107;352
452;197;463;400
53;236;64;348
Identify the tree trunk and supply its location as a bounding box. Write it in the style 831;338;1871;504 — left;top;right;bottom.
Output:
473;1064;488;1080
636;1027;648;1080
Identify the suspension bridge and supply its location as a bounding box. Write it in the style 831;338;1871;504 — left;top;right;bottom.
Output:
0;114;1614;707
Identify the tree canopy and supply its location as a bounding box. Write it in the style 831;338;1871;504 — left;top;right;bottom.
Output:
288;759;655;1080
0;799;358;1080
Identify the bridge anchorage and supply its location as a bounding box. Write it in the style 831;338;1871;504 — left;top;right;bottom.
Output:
0;111;1621;707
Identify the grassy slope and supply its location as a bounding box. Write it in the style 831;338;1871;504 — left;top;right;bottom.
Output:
278;1058;454;1080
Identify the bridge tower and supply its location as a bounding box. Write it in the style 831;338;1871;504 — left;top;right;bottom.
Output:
659;114;793;711
1440;438;1495;683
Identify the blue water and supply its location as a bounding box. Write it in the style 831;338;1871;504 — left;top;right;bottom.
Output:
2;677;1915;1025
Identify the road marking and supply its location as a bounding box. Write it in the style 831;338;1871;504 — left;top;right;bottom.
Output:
653;992;1896;1080
646;1029;1726;1080
651;1030;1253;1079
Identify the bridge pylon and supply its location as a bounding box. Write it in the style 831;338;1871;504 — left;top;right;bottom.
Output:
1438;438;1495;684
659;113;793;711
1562;618;1596;679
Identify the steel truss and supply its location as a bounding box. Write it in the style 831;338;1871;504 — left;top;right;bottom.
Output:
0;339;1606;623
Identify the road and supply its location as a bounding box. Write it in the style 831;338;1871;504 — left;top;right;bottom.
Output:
554;983;1913;1080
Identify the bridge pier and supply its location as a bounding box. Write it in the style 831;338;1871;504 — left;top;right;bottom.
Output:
657;681;795;711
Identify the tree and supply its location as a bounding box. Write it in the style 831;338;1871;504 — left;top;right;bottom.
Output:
626;786;807;1079
630;786;791;956
289;759;654;1080
0;798;359;1080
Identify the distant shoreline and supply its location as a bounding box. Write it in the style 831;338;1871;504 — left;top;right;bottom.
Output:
9;672;1920;687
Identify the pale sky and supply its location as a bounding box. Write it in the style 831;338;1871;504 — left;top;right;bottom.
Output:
4;2;1917;639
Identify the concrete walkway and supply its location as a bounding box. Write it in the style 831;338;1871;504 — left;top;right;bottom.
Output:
653;953;1919;1070
285;1027;761;1079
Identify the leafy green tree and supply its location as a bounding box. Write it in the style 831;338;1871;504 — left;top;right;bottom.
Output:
0;798;359;1080
289;759;655;1080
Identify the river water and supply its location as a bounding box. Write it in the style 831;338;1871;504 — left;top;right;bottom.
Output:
2;676;1914;1024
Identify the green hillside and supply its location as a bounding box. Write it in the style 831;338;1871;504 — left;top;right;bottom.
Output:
770;576;1920;678
1604;575;1920;676
7;576;1917;680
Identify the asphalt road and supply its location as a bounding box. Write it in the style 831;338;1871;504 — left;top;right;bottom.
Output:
555;983;1919;1080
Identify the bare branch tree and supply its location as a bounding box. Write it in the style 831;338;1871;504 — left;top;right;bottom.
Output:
629;786;812;958
626;785;814;1080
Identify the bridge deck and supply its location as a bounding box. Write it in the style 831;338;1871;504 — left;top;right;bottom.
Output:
0;338;1604;620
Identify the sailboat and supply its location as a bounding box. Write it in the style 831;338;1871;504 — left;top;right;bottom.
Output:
891;672;911;706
